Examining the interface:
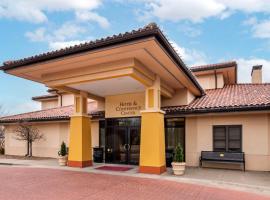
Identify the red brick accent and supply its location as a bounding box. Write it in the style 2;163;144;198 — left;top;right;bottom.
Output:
68;160;92;168
139;165;166;174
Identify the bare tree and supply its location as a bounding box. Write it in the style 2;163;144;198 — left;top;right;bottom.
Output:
13;123;44;157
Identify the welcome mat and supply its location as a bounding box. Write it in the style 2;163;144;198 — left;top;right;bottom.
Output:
95;166;133;171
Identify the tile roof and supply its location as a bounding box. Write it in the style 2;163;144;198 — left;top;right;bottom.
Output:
0;105;104;123
190;61;237;72
0;22;204;96
1;84;269;123
164;84;270;114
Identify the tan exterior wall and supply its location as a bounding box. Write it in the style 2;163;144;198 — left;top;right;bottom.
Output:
186;113;270;171
4;122;70;158
41;100;58;110
4;120;100;158
91;120;99;148
162;88;195;107
61;94;74;106
195;73;224;90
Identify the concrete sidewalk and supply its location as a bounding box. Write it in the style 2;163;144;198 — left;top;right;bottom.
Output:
0;158;270;196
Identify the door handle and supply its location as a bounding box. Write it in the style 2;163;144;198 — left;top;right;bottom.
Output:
127;144;130;151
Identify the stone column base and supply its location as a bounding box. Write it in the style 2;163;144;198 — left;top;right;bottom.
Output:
139;165;166;174
68;160;93;168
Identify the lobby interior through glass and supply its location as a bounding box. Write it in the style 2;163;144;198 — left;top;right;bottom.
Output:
99;117;185;166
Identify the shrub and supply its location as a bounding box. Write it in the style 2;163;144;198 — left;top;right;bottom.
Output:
58;141;67;156
173;143;184;162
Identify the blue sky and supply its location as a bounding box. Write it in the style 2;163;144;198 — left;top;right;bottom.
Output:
1;0;270;114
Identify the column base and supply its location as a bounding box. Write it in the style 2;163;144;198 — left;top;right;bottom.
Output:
68;160;93;168
139;165;166;174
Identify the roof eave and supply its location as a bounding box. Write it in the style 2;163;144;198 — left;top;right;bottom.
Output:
1;24;204;96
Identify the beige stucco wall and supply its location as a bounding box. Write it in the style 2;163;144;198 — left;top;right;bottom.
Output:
196;73;224;90
41;100;58;110
186;113;270;171
162;88;195;107
4;122;70;158
61;94;74;106
4;120;100;158
91;120;99;148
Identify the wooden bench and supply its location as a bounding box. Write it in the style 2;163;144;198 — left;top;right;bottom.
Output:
200;151;245;171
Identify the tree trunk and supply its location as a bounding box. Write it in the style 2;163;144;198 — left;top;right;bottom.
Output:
29;141;32;157
26;133;29;156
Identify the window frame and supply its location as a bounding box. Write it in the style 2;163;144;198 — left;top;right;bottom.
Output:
213;125;242;152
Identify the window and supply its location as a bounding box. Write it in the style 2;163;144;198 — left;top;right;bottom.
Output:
165;118;185;151
213;125;242;152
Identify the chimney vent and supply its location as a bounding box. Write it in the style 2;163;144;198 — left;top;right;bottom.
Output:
251;65;262;83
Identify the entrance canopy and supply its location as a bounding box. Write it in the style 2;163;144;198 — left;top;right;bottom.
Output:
1;23;204;100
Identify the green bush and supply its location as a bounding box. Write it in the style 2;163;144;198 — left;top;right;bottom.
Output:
58;141;67;156
173;143;184;162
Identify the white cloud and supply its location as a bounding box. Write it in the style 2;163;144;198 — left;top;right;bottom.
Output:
252;20;270;39
76;11;110;28
25;28;47;42
178;24;202;37
144;0;226;23
49;40;86;50
236;58;270;83
136;0;270;23
25;22;86;50
0;0;107;26
53;22;86;41
243;17;257;26
171;41;207;66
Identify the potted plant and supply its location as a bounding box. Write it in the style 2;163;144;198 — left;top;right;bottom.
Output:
171;143;185;175
58;141;68;166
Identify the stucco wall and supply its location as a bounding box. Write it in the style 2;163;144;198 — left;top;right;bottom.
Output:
41;100;58;110
4;120;100;158
162;88;195;107
91;120;99;148
62;94;74;106
5;122;70;158
186;113;270;171
196;73;224;90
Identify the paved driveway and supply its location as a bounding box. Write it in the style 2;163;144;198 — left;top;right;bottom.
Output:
0;167;268;200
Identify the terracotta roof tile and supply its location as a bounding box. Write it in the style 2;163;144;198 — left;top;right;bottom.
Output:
1;84;270;123
164;84;270;114
0;104;104;123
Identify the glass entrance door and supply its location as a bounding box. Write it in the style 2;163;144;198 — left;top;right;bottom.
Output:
105;118;141;165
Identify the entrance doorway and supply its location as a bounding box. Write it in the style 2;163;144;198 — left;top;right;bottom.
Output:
105;118;141;165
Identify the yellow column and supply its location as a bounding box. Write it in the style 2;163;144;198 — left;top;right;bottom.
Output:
139;76;166;174
68;92;92;168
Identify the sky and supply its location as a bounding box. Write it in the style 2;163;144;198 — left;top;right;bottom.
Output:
1;0;270;114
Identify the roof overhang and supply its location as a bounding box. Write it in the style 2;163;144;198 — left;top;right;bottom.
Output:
1;24;204;97
191;63;237;84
